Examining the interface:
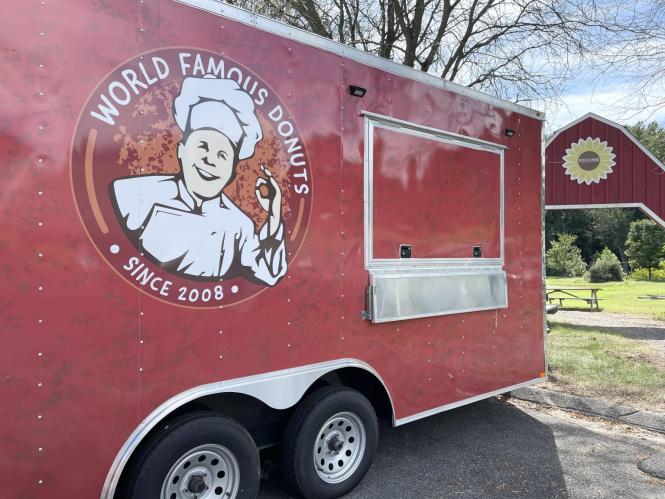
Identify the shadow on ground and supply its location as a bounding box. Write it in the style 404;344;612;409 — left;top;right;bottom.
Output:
550;322;665;342
258;399;568;498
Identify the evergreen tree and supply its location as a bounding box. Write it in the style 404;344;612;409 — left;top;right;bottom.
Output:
546;233;587;277
625;220;665;280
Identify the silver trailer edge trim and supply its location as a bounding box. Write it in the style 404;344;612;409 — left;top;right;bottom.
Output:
394;377;544;426
176;0;545;121
541;123;548;378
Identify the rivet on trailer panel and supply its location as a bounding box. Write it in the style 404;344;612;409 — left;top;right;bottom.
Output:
37;382;43;387
287;321;291;326
39;32;45;36
38;191;43;196
341;336;344;340
37;480;43;485
139;340;144;344
218;355;223;359
139;368;143;372
39;64;44;69
38;252;43;257
38;286;43;291
37;221;44;227
37;414;43;420
218;330;223;335
37;352;43;357
37;319;43;324
38;447;43;452
341;316;345;321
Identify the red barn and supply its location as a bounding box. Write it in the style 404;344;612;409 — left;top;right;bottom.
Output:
546;112;665;227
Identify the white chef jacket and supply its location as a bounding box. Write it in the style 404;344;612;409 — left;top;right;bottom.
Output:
112;175;287;286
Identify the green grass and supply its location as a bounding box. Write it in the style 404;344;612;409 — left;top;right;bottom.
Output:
547;277;665;320
548;323;665;410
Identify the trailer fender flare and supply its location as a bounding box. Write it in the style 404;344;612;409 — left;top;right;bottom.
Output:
101;358;393;499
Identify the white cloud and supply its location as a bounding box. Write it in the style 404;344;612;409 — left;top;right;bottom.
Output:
540;81;665;134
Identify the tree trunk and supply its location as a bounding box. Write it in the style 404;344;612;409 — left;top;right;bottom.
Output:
617;247;629;274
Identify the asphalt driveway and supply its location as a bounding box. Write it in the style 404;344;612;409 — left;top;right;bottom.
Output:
259;397;665;498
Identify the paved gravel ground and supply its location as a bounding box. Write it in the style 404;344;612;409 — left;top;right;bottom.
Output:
258;397;665;498
549;310;665;361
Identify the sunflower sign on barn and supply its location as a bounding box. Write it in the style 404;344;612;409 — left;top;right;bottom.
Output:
562;137;616;185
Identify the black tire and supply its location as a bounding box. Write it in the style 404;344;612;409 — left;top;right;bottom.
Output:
282;386;379;499
126;412;260;499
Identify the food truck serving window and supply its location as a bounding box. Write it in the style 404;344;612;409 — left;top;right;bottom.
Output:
362;112;507;322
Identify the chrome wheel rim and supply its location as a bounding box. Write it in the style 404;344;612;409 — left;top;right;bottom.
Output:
312;411;366;484
161;444;239;499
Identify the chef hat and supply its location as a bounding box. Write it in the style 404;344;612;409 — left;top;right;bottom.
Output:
173;75;262;160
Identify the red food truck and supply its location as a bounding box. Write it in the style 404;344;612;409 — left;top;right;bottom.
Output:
0;0;546;497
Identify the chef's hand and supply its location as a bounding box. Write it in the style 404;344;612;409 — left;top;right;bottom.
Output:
255;165;282;237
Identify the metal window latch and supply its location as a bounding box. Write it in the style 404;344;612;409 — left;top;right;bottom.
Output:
400;244;411;258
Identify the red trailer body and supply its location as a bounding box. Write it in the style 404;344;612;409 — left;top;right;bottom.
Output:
0;1;545;497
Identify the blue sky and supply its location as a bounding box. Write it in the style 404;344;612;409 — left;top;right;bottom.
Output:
543;73;665;134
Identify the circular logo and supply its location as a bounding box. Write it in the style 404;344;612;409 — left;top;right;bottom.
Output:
577;151;600;170
71;48;312;308
562;137;615;185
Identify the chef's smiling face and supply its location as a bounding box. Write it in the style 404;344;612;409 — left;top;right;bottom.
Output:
178;128;236;202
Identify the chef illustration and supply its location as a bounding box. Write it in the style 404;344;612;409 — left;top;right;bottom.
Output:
111;75;287;286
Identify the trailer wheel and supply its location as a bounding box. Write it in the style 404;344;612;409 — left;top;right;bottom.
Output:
282;386;379;499
126;412;260;499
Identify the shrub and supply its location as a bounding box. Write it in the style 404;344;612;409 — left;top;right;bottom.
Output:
587;248;624;282
631;262;665;281
546;233;587;277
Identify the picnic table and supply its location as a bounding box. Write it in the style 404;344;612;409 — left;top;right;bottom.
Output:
546;287;601;310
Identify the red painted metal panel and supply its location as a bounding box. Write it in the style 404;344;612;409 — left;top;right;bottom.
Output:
371;127;501;259
1;1;545;497
546;114;665;225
